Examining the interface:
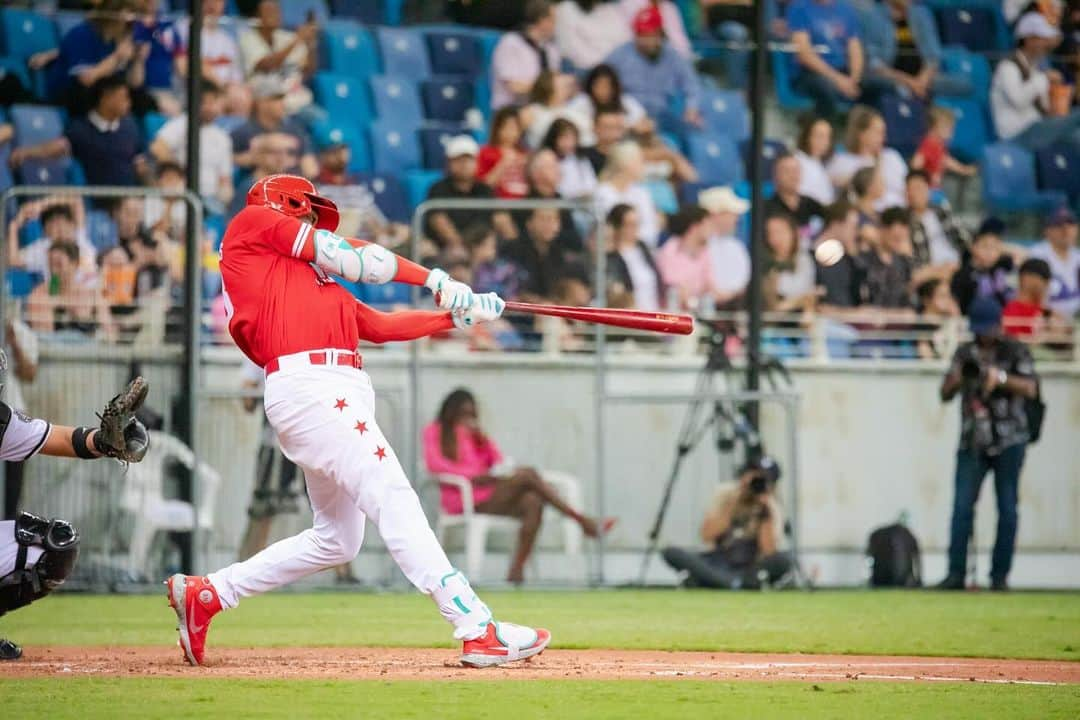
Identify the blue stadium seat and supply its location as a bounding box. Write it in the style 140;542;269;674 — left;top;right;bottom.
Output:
5;269;39;299
472;29;502;68
0;56;31;94
279;0;329;30
419;124;466;170
0;140;12;194
739;139;787;183
934;96;990;163
17;158;72;186
328;0;382;24
11;103;64;145
644;179;678;215
687;134;743;186
770;49;812;111
700;89;749;142
322;21;380;78
878;94;927;158
384;0;406;26
53;11;84;40
370;75;424;127
86;209;118;252
376;27;431;81
1036;144;1080;205
421;78;474;123
981;143;1067;214
426;32;483;77
357;173;411;223
369;120;421;174
0;9;58;60
311;73;373;130
940;47;991;105
404;169;442;211
936;7;1001;54
143;111;168;140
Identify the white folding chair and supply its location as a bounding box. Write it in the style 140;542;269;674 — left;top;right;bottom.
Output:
120;433;222;579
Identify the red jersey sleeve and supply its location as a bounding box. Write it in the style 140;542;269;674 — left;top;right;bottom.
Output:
234;206;312;259
355;303;454;344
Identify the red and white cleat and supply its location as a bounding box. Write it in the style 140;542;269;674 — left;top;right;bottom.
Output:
166;574;222;666
460;622;551;668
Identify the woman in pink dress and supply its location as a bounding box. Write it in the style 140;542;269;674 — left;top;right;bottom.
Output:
422;389;614;583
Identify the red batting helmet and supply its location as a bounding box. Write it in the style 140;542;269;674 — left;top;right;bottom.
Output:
246;174;340;232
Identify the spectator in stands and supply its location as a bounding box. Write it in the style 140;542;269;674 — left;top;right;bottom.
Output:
951;218;1017;315
764;213;818;313
1029;207;1080;318
567;64;650;146
52;0;150;117
992;12;1080;153
144;161;187;240
828;105;908;209
656;205;718;311
134;0;183;117
231;75;317;178
915;277;960;359
582;108;627;174
620;1;695;58
423;389;613;584
911;107;976;189
522;71;591;149
229;131;303;218
606;203;664;311
67;75;146;187
6;197;96;281
477;107;531;199
859;0;956;103
542;119;599;200
849;165;884;229
860;206;915;308
426;136;513;254
700;186;751;310
466;223;523;300
504;208;586;301
490;0;574;111
662;455;794;590
815;201;865;309
314;134;409;252
795;116;836;206
100;244;138;311
518;149;585;255
150;81;234;213
787;0;865;119
239;0;319;120
554;0;632;70
605;6;704;129
905;170;965;269
595;141;662;248
765;151;825;236
176;0;250;118
1002;258;1070;342
26;240;114;341
938;297;1040;592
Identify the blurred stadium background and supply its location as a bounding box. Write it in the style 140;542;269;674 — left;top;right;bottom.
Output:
0;0;1078;597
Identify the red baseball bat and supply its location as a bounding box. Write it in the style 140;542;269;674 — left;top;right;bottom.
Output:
503;301;694;335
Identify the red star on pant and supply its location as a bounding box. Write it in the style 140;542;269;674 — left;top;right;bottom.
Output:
354;420;368;434
334;398;348;412
374;446;387;461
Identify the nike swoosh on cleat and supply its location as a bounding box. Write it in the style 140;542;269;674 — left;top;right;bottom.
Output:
189;621;206;634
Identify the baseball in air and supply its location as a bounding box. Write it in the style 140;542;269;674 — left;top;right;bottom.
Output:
814;238;845;267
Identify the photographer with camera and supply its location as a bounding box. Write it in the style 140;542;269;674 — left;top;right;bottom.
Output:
662;456;794;590
937;297;1041;591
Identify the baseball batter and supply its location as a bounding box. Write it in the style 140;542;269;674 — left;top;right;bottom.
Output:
167;174;550;668
1;375;150;660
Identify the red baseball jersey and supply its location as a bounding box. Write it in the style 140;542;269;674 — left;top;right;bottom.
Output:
220;206;453;367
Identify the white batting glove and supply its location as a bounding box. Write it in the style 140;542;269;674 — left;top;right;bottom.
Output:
425;268;475;311
452;293;505;330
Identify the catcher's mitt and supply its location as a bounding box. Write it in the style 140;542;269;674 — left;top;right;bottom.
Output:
96;376;150;463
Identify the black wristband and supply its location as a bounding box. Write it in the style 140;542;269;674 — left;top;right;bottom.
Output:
72;426;99;459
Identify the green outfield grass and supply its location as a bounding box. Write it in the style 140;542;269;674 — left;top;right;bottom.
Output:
4;589;1080;660
1;678;1077;720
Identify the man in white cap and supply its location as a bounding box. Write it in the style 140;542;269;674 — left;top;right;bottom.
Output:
990;11;1080;153
699;187;751;310
425;136;514;254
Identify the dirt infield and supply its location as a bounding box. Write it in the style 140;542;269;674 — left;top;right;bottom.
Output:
5;647;1078;685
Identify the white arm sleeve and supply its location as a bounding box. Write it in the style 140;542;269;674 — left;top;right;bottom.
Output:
0;402;50;462
312;229;398;285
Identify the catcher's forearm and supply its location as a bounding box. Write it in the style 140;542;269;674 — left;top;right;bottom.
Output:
39;425;103;459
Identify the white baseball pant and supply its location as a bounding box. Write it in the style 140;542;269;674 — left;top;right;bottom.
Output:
208;355;491;639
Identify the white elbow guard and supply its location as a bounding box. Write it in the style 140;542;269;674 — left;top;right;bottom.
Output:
313;229;397;285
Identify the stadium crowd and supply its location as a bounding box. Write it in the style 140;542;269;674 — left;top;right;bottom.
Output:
0;0;1078;357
